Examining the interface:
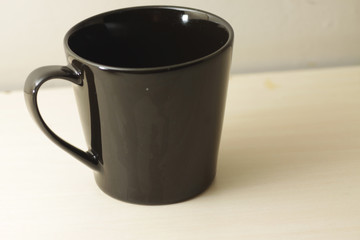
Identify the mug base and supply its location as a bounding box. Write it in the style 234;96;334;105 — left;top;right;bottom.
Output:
93;173;215;205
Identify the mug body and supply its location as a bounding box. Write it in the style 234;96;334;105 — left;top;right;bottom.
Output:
66;6;233;204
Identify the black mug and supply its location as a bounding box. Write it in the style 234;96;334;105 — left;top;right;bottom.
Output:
24;6;234;205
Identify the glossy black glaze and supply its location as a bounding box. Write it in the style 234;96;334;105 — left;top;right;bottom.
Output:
24;6;233;205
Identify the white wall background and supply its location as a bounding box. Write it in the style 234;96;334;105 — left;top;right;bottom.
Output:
1;0;359;90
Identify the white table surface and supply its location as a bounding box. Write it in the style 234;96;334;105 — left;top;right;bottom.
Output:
1;66;360;239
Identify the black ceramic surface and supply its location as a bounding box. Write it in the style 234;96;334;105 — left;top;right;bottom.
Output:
24;6;234;205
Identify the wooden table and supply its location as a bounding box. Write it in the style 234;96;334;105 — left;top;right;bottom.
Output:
1;66;360;239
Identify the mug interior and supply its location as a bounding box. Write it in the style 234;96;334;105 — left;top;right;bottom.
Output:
66;7;231;69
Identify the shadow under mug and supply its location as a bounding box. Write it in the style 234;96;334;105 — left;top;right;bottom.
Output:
24;6;234;205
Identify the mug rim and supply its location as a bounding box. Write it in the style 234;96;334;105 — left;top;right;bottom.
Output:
64;5;234;73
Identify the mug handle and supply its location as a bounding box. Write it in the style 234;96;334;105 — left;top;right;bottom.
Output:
24;65;99;171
